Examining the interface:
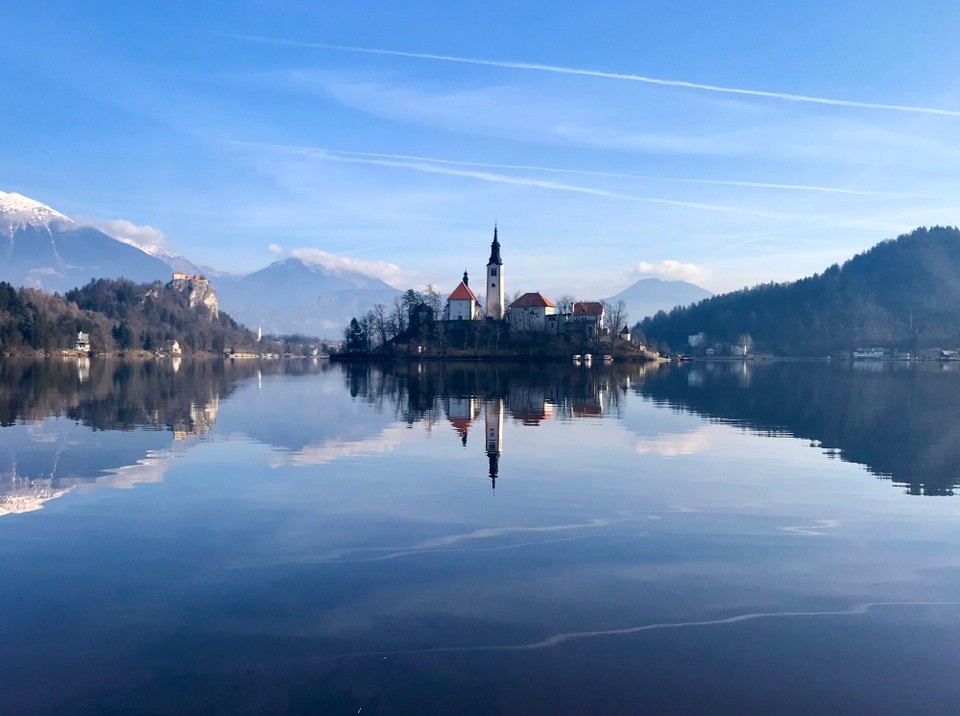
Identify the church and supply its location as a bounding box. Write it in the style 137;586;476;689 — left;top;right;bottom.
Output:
446;226;505;321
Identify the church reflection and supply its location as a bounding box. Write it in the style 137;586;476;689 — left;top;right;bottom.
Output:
417;362;641;491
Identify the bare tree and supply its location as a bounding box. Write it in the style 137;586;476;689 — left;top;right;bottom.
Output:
424;284;443;317
738;333;753;356
556;294;575;315
603;300;629;344
371;304;389;347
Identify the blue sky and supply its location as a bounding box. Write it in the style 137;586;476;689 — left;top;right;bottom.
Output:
3;1;960;299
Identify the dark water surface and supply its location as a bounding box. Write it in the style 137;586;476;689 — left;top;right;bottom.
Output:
3;358;960;715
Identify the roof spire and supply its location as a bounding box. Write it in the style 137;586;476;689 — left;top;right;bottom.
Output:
487;223;502;266
463;270;469;286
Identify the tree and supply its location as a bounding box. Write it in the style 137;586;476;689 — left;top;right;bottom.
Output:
344;318;365;351
603;300;629;345
738;333;753;356
556;294;575;314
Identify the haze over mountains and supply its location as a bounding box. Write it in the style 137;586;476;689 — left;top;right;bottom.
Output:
0;190;401;336
0;189;715;337
603;278;712;322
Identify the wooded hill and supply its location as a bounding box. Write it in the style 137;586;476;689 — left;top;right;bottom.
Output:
0;278;258;355
639;226;960;355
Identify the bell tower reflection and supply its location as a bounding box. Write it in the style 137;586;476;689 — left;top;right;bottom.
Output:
484;398;503;491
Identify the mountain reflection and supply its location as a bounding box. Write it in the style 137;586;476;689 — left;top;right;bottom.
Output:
3;357;957;515
0;358;328;515
636;360;960;496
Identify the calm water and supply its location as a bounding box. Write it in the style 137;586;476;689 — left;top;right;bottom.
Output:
3;358;960;714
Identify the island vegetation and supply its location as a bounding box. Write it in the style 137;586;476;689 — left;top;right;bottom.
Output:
338;288;657;361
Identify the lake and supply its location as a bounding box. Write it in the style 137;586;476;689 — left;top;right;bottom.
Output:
3;357;960;714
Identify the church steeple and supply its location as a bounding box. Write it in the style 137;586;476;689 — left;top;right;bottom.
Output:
487;224;502;266
463;270;469;286
485;225;505;319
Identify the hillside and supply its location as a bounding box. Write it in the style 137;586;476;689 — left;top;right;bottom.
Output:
604;278;712;322
0;278;257;355
639;226;960;355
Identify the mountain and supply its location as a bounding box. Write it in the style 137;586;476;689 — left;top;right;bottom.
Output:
0;191;171;292
214;257;401;337
639;226;960;355
604;278;712;322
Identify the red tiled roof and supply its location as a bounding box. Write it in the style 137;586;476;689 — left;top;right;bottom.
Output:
510;292;556;308
573;301;604;316
449;282;479;302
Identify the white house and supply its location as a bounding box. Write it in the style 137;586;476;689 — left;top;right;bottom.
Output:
74;332;90;353
508;292;557;331
448;272;481;320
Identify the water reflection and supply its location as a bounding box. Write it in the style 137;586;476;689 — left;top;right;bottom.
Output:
0;358;328;515
2;357;959;520
636;360;960;496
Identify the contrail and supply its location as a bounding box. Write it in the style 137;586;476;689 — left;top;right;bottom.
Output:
281;146;896;197
233;140;796;218
238;36;960;118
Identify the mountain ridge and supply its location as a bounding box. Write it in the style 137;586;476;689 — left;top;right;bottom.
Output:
639;226;960;355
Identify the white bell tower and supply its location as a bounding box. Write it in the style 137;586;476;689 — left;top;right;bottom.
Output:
485;225;504;319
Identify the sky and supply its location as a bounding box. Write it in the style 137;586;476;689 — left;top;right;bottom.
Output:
3;1;960;298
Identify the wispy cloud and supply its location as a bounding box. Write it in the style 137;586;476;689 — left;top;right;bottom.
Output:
628;260;712;285
83;217;169;251
239;36;960;118
285;247;419;288
235;140;791;217
258;146;894;197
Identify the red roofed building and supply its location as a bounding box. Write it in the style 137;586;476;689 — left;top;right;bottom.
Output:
508;292;557;331
572;301;606;330
448;271;481;320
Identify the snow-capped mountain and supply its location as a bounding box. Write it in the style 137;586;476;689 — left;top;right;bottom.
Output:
0;190;172;292
0;191;71;229
0;192;170;292
0;189;400;337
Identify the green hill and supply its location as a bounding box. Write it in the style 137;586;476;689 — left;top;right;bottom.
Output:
0;278;257;355
639;226;960;356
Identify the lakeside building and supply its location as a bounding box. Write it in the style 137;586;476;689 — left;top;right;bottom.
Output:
508;292;557;331
74;332;91;353
442;226;617;337
447;271;482;320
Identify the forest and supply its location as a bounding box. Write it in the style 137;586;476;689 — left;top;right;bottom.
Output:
638;226;960;355
0;278;258;355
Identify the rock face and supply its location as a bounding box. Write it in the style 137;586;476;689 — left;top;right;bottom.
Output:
171;273;218;318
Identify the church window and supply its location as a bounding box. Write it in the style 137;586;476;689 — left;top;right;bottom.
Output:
490;268;497;277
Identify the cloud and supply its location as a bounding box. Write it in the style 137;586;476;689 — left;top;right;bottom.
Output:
628;260;711;284
240;36;960;117
267;242;284;254
259;146;893;197
241;141;781;216
85;218;169;251
290;247;414;287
